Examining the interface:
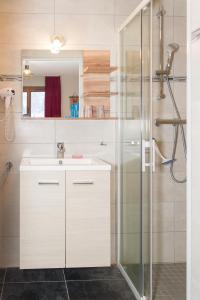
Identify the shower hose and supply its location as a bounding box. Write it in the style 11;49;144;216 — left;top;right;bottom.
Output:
165;75;187;183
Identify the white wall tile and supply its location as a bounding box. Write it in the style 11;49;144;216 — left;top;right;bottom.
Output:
174;46;187;76
2;237;19;267
173;82;186;116
0;0;53;13
0;143;55;173
56;0;114;15
2;204;19;238
0;14;52;46
174;232;186;262
152;232;174;263
111;234;116;264
0;115;55;144
174;0;187;17
174;202;186;231
174;17;187;46
153;202;174;233
111;204;116;234
114;0;141;16
121;233;141;264
56;15;115;46
55;120;116;143
0;48;21;74
153;172;186;202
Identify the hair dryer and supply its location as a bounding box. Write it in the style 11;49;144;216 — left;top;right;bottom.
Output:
0;88;15;141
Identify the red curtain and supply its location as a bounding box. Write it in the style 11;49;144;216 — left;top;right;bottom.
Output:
45;76;61;117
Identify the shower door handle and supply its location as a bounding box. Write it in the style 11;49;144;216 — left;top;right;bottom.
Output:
142;140;150;172
152;139;156;172
142;140;155;172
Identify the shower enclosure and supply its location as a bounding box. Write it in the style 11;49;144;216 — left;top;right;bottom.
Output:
118;0;187;300
118;1;152;299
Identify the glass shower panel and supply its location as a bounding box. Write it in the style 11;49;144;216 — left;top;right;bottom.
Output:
141;5;151;298
120;10;143;295
119;2;151;299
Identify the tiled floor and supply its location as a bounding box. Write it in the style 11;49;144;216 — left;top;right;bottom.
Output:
152;263;186;300
0;267;137;300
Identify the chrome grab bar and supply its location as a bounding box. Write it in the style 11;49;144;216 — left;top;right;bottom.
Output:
0;161;13;187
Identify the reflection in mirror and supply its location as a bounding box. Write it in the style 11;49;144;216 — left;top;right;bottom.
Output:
22;50;115;119
22;53;81;118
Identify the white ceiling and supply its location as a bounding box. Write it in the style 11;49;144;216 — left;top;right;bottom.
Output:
25;60;80;76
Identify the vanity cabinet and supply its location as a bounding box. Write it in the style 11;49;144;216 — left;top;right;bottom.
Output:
20;171;66;269
20;168;111;269
66;171;110;267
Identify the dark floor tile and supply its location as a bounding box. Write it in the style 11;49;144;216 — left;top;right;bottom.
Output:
2;282;68;300
152;263;186;300
5;268;64;283
0;269;6;283
64;266;123;281
67;279;136;300
153;296;174;300
0;284;3;295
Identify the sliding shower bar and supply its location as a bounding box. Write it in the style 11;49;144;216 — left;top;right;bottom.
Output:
155;118;187;126
157;5;166;99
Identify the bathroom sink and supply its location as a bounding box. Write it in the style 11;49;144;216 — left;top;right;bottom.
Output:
30;158;96;166
20;157;111;171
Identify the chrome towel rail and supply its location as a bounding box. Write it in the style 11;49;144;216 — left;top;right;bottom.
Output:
155;118;187;126
0;161;13;187
0;74;22;82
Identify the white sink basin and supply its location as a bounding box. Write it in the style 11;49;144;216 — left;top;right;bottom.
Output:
20;157;111;171
30;158;96;166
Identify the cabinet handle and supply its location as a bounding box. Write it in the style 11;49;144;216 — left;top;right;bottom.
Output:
38;181;59;185
72;180;94;185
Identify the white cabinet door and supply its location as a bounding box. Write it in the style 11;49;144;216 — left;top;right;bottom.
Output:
66;171;111;267
20;171;65;269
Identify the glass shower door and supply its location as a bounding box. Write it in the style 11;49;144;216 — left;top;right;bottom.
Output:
119;2;152;299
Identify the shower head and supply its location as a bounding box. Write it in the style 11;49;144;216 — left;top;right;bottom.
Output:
165;43;180;75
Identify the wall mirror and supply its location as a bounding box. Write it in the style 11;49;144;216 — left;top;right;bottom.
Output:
21;50;116;119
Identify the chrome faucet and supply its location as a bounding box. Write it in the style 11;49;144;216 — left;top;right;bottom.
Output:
57;142;65;159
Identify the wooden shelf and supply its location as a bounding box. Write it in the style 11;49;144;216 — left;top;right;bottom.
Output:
22;117;117;120
84;92;118;98
83;66;117;74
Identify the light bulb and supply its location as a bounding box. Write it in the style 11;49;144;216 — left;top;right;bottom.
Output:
23;65;32;76
50;35;65;54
